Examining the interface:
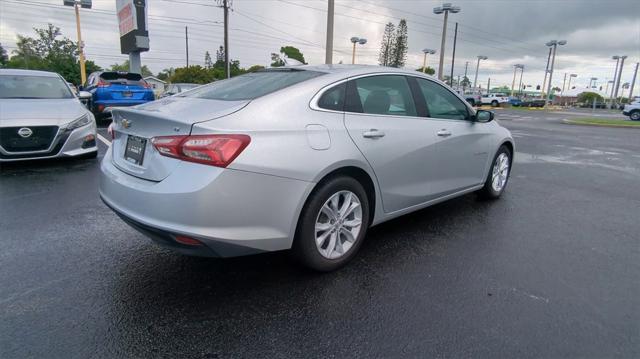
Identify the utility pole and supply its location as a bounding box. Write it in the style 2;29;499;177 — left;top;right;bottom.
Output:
185;26;189;67
518;65;525;97
610;56;621;105
511;65;518;97
449;22;458;87
561;72;567;96
473;55;487;93
223;0;230;78
487;78;491;95
74;3;87;85
628;62;639;102
325;0;334;64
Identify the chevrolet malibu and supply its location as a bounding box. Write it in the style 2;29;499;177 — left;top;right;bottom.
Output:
100;65;514;271
0;69;97;162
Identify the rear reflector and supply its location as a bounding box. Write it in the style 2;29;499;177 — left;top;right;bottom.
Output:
151;134;250;168
175;235;203;246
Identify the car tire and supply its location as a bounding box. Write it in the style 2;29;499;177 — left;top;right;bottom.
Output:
630;110;640;121
491;100;499;107
477;145;512;200
292;176;370;272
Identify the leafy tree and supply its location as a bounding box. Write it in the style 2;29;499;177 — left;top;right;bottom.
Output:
460;76;471;90
109;60;152;76
0;43;8;67
169;65;215;84
271;46;306;67
157;68;175;81
204;51;213;69
415;66;435;75
378;22;395;66
270;53;285;67
5;24;103;84
390;19;408;68
577;92;603;104
246;65;265;73
216;46;225;62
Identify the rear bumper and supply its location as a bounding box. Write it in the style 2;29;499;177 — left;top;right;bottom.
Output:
99;149;314;257
0;122;97;162
93;100;152;112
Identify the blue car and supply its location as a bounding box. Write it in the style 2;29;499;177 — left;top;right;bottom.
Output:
84;71;154;118
509;97;523;107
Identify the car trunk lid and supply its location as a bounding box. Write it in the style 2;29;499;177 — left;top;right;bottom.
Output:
110;97;249;181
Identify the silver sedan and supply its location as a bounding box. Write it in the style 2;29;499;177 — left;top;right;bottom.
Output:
100;65;514;271
0;69;97;162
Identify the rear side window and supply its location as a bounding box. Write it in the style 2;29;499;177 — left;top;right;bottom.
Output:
346;75;417;117
183;69;324;101
99;72;145;86
317;83;345;111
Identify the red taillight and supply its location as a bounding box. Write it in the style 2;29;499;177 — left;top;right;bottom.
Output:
97;80;110;87
142;81;152;89
151;134;250;168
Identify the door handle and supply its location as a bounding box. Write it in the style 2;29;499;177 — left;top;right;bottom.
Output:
363;129;386;139
436;129;452;137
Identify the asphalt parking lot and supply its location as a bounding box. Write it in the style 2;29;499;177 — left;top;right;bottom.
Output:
1;109;639;358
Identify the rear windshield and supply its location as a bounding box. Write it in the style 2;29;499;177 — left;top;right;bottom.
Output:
182;69;324;101
100;72;145;86
0;75;74;99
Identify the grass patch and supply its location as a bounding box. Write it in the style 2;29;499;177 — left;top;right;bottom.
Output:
565;118;640;128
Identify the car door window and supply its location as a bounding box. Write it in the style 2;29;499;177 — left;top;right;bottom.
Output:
416;78;469;121
317;82;346;111
347;75;417;117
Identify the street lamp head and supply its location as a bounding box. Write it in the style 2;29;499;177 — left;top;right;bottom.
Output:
570;74;577;77
591;77;598;80
422;48;436;54
545;40;557;46
620;55;628;59
358;38;367;45
478;55;488;60
434;3;460;13
350;37;360;44
433;6;444;14
612;55;620;60
515;64;524;69
557;40;567;46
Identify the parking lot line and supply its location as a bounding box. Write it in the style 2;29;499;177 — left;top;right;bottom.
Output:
97;133;111;146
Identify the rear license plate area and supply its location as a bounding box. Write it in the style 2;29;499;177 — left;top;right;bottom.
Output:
122;91;133;98
124;135;146;165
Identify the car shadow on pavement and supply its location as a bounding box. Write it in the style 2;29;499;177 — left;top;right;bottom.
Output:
105;192;505;356
0;156;99;177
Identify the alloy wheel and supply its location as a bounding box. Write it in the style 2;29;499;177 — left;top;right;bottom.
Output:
314;190;363;259
491;153;510;192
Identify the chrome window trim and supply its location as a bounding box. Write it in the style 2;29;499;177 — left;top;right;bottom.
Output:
310;72;475;119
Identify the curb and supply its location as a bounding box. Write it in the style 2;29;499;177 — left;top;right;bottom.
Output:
562;119;640;129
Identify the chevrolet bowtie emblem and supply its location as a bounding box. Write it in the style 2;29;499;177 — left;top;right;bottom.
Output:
122;119;132;129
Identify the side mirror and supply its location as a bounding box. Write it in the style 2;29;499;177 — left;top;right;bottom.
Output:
475;110;494;123
78;91;92;100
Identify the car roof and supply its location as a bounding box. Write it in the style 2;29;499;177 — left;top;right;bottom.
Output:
0;69;61;77
291;64;418;77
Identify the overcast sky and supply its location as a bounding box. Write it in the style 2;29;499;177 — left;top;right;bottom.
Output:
1;0;639;90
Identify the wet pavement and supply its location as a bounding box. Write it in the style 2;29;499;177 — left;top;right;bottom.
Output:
1;110;639;358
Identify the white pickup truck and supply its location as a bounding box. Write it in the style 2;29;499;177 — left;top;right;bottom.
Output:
481;93;510;107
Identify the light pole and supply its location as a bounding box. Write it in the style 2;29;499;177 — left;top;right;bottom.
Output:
605;80;613;94
612;55;627;106
473;55;488;94
350;37;367;64
325;0;334;64
433;3;461;81
63;0;91;85
610;56;621;106
511;64;524;97
517;65;525;97
567;73;577;91
421;49;436;73
628;62;639;102
545;39;567;104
